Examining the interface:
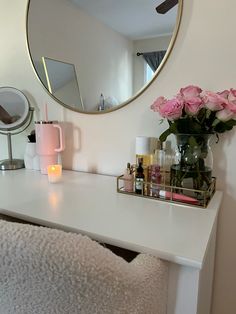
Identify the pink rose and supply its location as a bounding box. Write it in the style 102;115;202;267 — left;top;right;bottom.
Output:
178;85;203;115
226;102;236;114
228;89;236;105
202;91;225;111
150;96;167;112
179;85;202;98
184;97;203;116
216;109;235;122
217;89;236;113
221;89;236;113
159;98;183;120
218;90;230;99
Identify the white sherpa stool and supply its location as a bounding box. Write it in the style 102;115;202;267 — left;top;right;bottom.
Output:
0;220;168;314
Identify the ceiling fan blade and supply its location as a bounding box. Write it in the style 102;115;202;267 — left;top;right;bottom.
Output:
156;0;178;14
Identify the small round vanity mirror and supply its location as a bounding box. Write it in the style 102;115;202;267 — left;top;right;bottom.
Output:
0;87;33;170
27;0;183;113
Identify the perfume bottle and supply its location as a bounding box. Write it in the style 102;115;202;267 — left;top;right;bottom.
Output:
148;161;161;197
98;93;105;111
155;142;165;169
157;141;173;184
135;136;151;179
135;158;145;194
123;162;134;192
147;140;160;195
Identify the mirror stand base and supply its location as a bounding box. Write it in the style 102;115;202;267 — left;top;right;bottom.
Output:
0;159;24;171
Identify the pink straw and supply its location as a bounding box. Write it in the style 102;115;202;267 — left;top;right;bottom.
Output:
44;103;48;121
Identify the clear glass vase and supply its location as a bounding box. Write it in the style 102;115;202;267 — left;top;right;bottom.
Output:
170;134;213;191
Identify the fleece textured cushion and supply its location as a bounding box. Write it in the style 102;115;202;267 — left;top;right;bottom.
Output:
0;220;168;314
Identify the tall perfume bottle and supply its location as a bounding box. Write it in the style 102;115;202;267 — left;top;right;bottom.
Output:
148;144;162;197
135;136;151;179
135;158;145;194
158;141;173;184
148;164;161;197
123;162;134;192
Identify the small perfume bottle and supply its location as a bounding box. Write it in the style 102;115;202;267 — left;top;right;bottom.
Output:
135;158;145;194
98;93;105;111
123;162;134;192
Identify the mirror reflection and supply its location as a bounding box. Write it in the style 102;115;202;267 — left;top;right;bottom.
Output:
27;0;182;113
0;88;29;130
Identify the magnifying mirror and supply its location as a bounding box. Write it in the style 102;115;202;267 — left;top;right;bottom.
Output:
0;87;34;170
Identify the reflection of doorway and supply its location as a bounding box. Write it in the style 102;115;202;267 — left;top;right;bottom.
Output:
42;57;84;110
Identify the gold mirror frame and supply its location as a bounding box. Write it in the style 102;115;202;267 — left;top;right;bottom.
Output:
26;0;183;114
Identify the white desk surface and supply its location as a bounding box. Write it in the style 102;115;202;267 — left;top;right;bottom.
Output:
0;169;222;269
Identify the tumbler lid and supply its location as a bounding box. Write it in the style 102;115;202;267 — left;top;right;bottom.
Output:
35;120;57;124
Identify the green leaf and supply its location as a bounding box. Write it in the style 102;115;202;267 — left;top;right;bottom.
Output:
214;121;234;133
169;121;178;133
188;136;197;147
206;109;211;119
197;108;206;122
174;117;202;134
159;128;172;142
212;119;220;127
225;120;236;128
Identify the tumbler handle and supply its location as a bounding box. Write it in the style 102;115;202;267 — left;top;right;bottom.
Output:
53;124;65;152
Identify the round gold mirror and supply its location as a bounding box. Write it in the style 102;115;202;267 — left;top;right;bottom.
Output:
27;0;183;113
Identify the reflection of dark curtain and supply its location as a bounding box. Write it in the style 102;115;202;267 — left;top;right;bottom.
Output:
142;51;166;72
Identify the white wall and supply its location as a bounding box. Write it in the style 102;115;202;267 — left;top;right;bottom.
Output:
54;78;82;109
0;0;236;313
28;0;134;110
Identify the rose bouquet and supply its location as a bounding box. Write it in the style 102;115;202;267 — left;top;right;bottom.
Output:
151;86;236;193
151;85;236;142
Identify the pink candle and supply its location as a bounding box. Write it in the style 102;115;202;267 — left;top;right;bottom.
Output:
159;190;198;205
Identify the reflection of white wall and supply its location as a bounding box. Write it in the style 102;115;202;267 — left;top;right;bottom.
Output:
133;35;172;94
55;79;82;109
28;0;133;111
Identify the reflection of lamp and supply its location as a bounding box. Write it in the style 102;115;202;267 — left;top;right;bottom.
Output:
0;87;34;170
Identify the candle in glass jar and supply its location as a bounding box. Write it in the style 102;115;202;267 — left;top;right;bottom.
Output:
47;164;62;183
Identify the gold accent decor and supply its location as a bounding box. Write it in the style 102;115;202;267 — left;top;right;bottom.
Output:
117;172;216;208
25;0;184;114
42;57;53;94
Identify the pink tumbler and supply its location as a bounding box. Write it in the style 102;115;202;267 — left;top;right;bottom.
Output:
35;121;65;174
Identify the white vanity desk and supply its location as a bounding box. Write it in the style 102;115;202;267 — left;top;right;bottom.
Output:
0;169;222;314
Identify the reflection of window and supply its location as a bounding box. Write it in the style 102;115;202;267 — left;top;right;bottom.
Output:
141;50;166;84
145;63;154;84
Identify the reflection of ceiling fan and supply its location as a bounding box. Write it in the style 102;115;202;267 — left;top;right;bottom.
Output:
156;0;178;14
